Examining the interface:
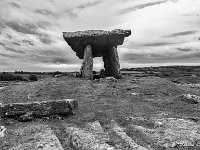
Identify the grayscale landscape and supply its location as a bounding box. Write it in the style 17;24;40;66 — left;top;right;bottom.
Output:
0;0;200;150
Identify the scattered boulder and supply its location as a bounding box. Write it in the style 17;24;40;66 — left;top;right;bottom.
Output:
18;112;34;122
0;126;6;138
105;77;118;82
55;74;62;78
0;99;78;121
180;94;200;104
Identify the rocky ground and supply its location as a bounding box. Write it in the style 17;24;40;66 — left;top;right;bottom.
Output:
1;74;200;150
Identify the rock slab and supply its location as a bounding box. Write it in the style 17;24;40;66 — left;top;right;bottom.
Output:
63;29;131;59
0;99;78;118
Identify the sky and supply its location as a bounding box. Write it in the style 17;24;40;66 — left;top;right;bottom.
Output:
0;0;200;72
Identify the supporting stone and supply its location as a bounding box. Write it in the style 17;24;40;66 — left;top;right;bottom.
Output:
102;52;110;77
80;44;93;80
103;46;122;79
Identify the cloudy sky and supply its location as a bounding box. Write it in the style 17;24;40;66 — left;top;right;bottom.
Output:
0;0;200;71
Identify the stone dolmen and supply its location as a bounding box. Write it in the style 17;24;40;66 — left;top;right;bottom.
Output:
63;29;131;80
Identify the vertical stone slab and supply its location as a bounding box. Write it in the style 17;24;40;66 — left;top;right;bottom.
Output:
103;46;122;79
80;44;93;80
102;53;110;77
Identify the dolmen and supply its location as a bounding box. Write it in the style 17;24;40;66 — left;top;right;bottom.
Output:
63;29;131;80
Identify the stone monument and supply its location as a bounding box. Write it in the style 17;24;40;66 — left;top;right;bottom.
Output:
63;29;131;80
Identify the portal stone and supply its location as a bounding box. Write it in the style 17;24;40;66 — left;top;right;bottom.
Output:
80;44;93;80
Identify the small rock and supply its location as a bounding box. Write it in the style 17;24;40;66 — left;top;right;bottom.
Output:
180;94;200;104
18;112;34;122
105;77;118;82
131;92;140;96
0;126;6;138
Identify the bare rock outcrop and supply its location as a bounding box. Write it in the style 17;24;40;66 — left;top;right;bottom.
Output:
7;124;64;150
65;121;149;150
133;118;200;148
180;94;200;104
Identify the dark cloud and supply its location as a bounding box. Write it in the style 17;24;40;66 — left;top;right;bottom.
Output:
141;42;175;47
6;34;12;39
175;52;200;59
35;8;78;19
65;9;78;19
0;21;5;28
22;40;34;46
52;58;71;64
35;9;58;18
9;2;20;8
37;21;52;29
30;55;74;65
117;0;167;15
0;53;16;58
38;34;53;45
177;48;193;52
5;21;38;35
12;42;21;46
0;42;25;54
0;42;5;46
77;0;103;9
39;50;66;56
5;47;25;54
163;30;198;38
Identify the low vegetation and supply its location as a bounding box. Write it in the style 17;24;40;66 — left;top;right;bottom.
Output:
0;72;24;81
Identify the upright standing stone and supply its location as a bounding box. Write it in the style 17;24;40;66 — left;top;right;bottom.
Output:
103;46;121;79
63;29;131;80
80;45;93;80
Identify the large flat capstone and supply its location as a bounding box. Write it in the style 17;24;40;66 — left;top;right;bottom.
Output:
63;29;131;59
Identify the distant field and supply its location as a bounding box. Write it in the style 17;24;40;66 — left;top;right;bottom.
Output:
121;70;144;74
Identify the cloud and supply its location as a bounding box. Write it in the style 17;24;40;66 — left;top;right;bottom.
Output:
6;34;12;39
0;42;5;46
37;34;53;45
141;42;175;46
37;21;52;29
77;0;103;9
65;9;78;19
52;58;72;64
5;21;38;35
12;42;21;46
0;0;200;71
9;2;20;8
5;47;25;54
22;40;34;46
35;9;58;18
117;0;168;15
177;48;193;52
0;21;5;29
0;53;16;58
163;30;198;38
